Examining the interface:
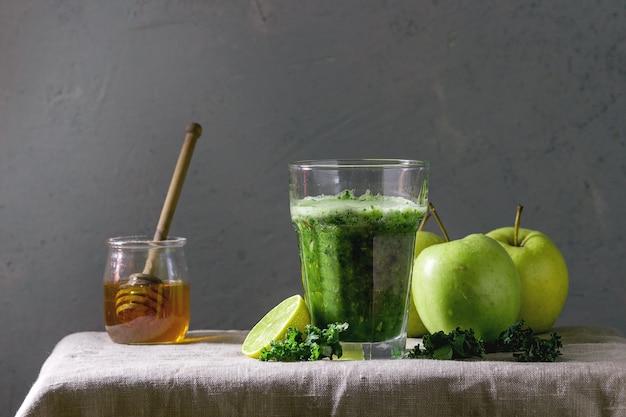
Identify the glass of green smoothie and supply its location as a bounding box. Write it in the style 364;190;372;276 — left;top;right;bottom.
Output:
289;159;429;359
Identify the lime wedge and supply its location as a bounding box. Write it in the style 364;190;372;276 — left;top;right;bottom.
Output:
241;295;311;358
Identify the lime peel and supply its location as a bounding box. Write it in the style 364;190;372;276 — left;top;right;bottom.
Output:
241;295;311;358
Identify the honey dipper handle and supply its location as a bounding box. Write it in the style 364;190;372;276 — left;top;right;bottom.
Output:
153;122;203;241
140;123;202;276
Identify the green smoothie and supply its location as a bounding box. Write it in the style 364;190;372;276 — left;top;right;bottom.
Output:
291;191;425;343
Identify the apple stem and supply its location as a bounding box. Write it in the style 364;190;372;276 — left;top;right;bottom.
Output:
514;204;523;247
428;202;450;242
418;212;431;232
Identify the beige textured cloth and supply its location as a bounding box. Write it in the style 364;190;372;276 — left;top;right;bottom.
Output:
15;327;626;417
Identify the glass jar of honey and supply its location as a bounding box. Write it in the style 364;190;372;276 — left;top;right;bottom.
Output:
103;236;190;344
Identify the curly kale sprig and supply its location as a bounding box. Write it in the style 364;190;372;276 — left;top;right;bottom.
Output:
407;320;562;362
259;322;348;362
487;320;563;362
407;327;484;360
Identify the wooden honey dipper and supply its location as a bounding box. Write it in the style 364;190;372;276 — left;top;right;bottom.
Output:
115;123;202;323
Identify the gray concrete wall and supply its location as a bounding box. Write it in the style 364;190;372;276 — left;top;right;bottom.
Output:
1;1;625;414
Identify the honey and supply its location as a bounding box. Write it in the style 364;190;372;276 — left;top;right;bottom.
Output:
104;281;190;344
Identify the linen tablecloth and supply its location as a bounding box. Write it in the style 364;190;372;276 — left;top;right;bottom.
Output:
15;326;626;417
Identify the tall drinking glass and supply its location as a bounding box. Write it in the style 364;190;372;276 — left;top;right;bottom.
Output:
289;159;429;359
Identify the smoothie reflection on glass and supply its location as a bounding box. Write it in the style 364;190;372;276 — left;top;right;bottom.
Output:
289;159;429;359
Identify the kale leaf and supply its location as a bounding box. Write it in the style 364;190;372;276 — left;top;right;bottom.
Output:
259;322;348;362
407;327;484;360
486;320;563;362
407;320;562;362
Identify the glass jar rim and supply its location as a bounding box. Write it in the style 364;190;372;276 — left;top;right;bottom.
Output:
106;236;187;248
289;159;428;169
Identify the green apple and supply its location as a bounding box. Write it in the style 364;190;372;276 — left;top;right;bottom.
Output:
486;226;568;333
413;231;446;260
412;233;522;342
408;231;445;337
